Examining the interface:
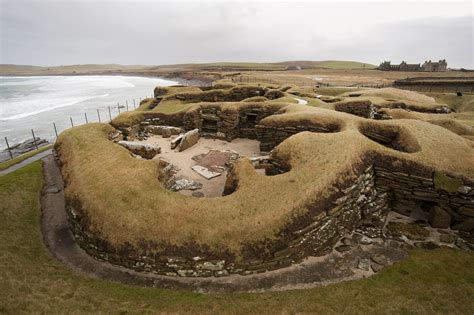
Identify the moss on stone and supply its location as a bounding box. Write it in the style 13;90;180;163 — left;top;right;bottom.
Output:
433;171;463;193
386;222;429;240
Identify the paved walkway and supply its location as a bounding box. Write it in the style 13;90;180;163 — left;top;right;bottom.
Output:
0;149;52;176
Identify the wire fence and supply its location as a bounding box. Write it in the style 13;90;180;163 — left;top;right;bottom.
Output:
2;95;154;162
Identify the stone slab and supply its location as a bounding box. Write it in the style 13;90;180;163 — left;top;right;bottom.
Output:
191;165;222;180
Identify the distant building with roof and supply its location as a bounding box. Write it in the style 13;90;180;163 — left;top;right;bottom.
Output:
421;59;448;72
377;59;447;72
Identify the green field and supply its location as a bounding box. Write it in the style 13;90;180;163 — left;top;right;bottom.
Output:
315;60;377;69
0;161;473;313
0;145;52;171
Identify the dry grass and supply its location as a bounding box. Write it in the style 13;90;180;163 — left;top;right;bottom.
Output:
429;93;474;113
56;97;474;257
380;107;474;139
337;88;451;112
154;98;195;114
341;88;438;104
1;163;474;313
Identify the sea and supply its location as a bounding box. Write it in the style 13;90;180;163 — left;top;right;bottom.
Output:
0;75;177;150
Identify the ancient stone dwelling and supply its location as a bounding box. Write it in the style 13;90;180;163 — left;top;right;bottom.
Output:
54;84;474;279
378;59;447;72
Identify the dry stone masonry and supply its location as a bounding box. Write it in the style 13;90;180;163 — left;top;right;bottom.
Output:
66;100;473;278
65;155;474;277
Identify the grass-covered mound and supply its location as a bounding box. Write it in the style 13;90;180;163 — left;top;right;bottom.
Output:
338;88;452;112
55;94;474;265
2;163;473;312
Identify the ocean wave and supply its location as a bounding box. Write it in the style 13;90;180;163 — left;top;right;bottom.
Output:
0;93;109;121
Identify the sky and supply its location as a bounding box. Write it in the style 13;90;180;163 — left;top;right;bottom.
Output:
0;0;473;68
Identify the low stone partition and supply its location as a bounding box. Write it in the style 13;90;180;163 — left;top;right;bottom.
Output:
335;100;377;118
335;100;392;120
65;164;392;277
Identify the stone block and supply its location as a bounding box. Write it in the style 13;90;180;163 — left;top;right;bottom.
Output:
458;206;474;217
178;129;200;152
117;141;161;159
429;206;451;228
191;165;221;180
162;128;172;138
452;218;474;232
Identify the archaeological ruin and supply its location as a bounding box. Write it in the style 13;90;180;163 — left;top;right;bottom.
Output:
52;83;474;280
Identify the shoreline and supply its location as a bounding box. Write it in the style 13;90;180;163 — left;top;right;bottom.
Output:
0;74;188;152
0;71;212;86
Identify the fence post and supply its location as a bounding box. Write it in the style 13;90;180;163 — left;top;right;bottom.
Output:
117;102;121;114
108;106;112;121
97;109;101;122
4;137;13;160
31;129;38;150
126;100;129;111
84;112;88;124
133;99;136;109
70;117;74;127
53;122;58;138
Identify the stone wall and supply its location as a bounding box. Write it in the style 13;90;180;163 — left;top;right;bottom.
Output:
65;165;391;277
254;124;338;152
334;100;392;120
182;105;283;145
65;160;473;277
375;167;474;230
121;104;341;152
335;100;376;118
173;86;267;103
180;105;340;152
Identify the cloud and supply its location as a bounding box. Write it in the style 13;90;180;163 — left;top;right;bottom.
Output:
0;1;472;68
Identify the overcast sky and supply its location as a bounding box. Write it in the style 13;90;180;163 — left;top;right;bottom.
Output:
1;0;473;68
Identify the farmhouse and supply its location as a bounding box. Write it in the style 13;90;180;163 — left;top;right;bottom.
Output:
378;59;448;72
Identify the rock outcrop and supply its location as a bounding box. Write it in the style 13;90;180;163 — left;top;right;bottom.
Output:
0;137;49;162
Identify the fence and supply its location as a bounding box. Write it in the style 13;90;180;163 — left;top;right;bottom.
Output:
231;74;395;89
351;83;393;89
2;95;155;162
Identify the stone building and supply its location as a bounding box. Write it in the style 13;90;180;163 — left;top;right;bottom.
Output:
378;61;420;71
421;59;448;72
378;59;448;72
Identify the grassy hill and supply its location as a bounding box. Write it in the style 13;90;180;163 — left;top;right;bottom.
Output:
0;60;377;76
316;60;377;69
0;64;148;75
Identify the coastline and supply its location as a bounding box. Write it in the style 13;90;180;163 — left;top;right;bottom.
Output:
0;74;182;152
0;71;212;86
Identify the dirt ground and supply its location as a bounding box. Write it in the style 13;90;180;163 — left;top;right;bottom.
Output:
143;136;264;197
